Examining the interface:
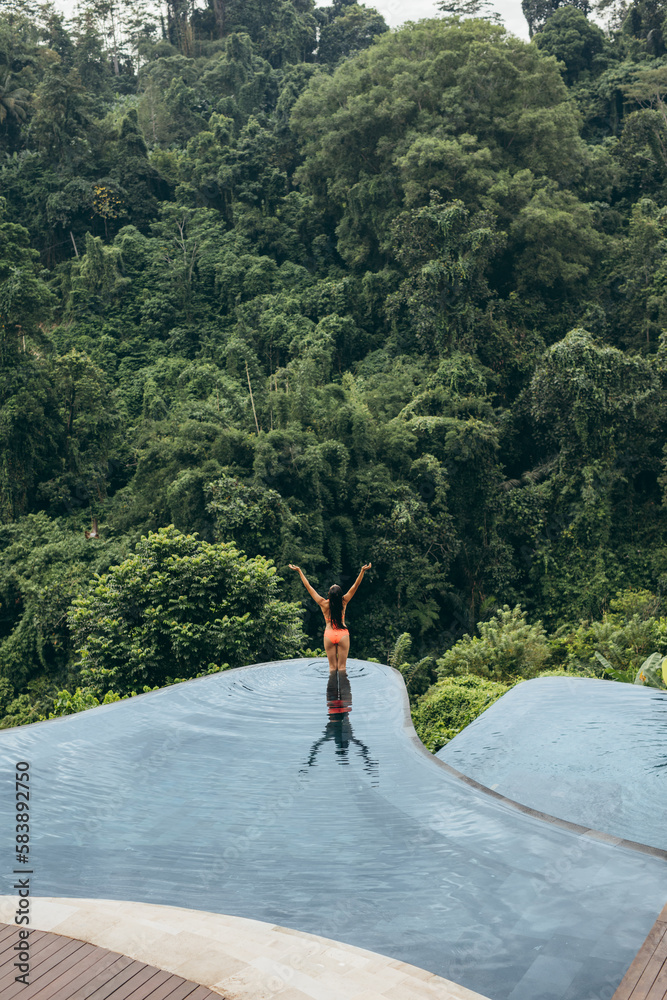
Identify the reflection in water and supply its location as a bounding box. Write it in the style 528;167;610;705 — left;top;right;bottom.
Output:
326;668;353;717
301;671;379;784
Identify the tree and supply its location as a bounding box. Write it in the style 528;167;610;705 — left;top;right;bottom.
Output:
292;18;586;268
29;56;95;167
110;108;163;229
206;474;297;558
4;0;667;729
317;2;388;65
534;7;606;84
437;0;496;16
70;525;306;696
605;198;667;349
0;360;61;523
522;0;591;38
531;328;657;462
509;185;605;332
513;329;663;622
601;0;667;52
0;200;62;519
39;349;119;515
63;232;129;317
0;70;29;125
387;196;505;355
0;512;125;694
70;8;113;98
0;196;54;354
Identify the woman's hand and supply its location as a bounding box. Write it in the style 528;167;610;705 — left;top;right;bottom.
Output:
289;564;300;571
343;563;371;602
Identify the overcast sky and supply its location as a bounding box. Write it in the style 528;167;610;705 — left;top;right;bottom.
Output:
370;0;529;38
52;0;531;41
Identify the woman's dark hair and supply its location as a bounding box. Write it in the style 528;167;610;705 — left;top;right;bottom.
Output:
328;585;344;629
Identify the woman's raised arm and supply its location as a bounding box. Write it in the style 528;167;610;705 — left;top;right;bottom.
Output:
343;563;371;604
289;564;325;606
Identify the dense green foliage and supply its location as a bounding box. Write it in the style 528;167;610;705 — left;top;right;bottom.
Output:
410;588;667;749
71;524;305;696
412;675;510;753
3;0;667;728
436;604;550;680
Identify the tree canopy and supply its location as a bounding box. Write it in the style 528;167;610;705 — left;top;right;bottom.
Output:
3;0;667;726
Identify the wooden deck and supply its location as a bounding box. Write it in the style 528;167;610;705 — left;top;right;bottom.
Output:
613;904;667;1000
0;922;224;1000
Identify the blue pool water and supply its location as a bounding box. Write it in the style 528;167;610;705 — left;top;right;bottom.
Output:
437;676;667;851
1;660;666;1000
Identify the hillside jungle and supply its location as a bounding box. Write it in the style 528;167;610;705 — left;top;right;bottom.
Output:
2;0;667;748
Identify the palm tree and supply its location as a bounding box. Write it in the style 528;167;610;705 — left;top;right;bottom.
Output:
0;72;30;125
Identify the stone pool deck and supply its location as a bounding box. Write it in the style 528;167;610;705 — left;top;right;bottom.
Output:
0;896;492;1000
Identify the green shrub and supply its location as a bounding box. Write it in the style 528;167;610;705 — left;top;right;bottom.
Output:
412;674;510;753
389;632;438;703
548;588;667;676
0;694;45;729
70;525;306;697
436;605;550;681
47;687;127;718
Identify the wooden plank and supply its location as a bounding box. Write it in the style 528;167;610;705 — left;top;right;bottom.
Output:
0;925;220;1000
19;931;80;970
27;944;127;1000
21;941;99;997
646;956;667;1000
0;933;70;984
8;939;91;996
80;955;151;1000
0;935;86;993
67;954;142;1000
0;927;49;964
0;924;20;948
70;964;174;1000
186;986;220;999
85;961;162;1000
614;912;667;1000
144;975;205;1000
0;925;47;953
130;968;176;999
50;950;132;1000
631;926;667;1000
164;985;217;1000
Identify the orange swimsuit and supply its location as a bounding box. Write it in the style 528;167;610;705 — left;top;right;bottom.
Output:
323;608;349;645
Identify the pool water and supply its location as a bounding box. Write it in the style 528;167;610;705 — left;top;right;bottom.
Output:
0;660;665;1000
437;675;667;851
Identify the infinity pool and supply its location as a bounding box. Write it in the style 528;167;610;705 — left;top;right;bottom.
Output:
437;676;667;851
0;660;665;1000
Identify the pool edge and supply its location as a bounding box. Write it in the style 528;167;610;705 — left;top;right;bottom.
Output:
387;664;667;861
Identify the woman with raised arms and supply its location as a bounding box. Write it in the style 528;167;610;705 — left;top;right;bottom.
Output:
289;563;372;673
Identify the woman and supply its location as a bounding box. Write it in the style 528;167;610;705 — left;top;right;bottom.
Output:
289;563;372;673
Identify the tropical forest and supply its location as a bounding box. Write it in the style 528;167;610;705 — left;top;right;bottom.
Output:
2;0;667;749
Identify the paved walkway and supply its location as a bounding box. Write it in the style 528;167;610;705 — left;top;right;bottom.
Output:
0;897;492;1000
613;903;667;1000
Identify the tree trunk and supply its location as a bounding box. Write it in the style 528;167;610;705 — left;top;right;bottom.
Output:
109;3;120;75
212;0;226;36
